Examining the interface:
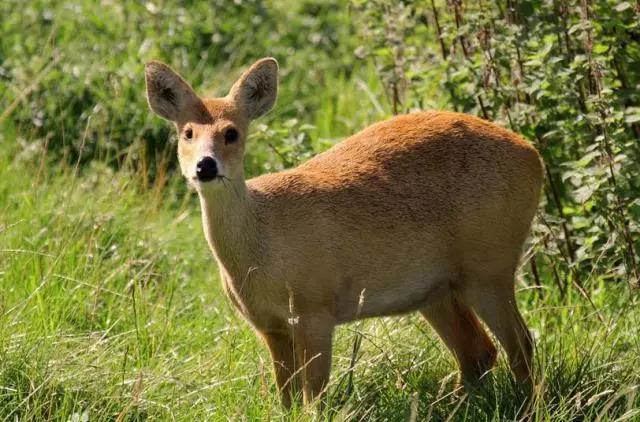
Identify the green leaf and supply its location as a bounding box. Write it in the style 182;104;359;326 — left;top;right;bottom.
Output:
577;151;601;168
615;2;632;12
624;107;640;124
574;184;597;204
593;44;609;54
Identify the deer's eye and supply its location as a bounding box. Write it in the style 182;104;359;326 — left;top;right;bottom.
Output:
184;128;193;140
224;128;239;144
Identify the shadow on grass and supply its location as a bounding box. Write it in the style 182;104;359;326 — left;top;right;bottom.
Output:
323;343;639;421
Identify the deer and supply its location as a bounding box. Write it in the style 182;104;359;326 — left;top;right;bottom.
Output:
144;57;542;407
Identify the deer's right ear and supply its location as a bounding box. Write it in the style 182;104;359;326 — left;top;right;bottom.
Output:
145;61;199;121
228;58;278;120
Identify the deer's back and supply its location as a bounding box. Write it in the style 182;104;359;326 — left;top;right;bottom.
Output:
249;111;541;231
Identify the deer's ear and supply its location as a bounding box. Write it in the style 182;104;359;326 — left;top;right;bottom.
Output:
145;61;199;121
228;58;278;120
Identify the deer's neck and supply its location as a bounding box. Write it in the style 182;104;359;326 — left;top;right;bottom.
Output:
198;180;260;284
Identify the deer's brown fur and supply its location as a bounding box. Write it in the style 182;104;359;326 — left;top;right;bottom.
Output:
145;58;542;407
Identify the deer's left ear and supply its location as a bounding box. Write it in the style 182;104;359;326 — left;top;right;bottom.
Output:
228;58;278;120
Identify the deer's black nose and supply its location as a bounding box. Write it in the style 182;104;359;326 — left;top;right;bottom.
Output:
196;157;218;182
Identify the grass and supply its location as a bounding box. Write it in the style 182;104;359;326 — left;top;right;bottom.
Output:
1;0;639;420
1;129;639;421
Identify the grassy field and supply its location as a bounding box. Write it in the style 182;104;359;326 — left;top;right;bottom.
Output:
2;0;640;420
1;142;639;420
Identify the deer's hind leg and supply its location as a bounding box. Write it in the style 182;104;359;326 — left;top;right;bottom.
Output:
462;274;534;390
420;290;497;387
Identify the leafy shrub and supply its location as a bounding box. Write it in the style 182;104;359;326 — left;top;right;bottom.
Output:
352;0;640;291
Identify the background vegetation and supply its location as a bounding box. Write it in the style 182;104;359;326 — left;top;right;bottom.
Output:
1;0;639;420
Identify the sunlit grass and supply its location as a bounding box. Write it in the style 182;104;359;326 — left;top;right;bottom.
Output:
1;135;639;420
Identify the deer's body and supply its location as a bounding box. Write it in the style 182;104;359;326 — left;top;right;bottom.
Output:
214;111;541;329
146;58;542;407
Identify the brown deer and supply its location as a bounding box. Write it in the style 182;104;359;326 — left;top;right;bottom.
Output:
145;57;542;407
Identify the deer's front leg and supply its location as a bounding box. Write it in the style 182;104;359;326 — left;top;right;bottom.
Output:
293;315;335;405
262;331;301;408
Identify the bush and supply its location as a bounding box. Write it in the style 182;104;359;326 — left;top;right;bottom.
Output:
352;0;640;293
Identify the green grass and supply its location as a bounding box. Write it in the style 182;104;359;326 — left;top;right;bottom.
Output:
1;0;640;420
1;135;639;421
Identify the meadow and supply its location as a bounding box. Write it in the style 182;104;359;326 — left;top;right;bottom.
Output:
1;0;639;420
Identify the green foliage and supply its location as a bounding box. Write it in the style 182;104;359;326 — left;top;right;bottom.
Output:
0;0;363;179
352;0;640;293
